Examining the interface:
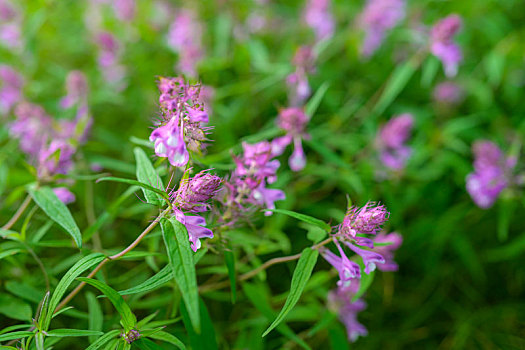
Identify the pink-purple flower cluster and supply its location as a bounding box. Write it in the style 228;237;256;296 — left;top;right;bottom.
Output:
466;140;515;209
358;0;405;57
220;141;285;224
171;170;222;252
376;113;414;171
303;0;335;43
432;81;464;105
167;9;203;77
272;107;310;171
322;201;401;341
95;31;127;88
286;46;316;107
0;0;22;50
150;76;211;167
430;14;463;77
0;65;23;115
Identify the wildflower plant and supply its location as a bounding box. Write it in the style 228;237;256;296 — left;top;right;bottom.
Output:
1;1;524;349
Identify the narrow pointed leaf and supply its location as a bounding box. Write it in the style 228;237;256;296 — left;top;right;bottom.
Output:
85;329;121;350
27;185;82;248
160;217;200;333
266;209;331;232
148;331;186;350
118;265;172;296
86;292;103;343
262;248;319;337
96;177;169;202
224;250;237;304
305;82;330;118
46;329;104;337
77;278;137;331
0;331;34;342
43;253;105;330
180;299;217;350
134;147;165;205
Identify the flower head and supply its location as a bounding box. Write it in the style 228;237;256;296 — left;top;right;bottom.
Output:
121;329;141;344
433;81;464;104
0;64;23;114
303;0;335;43
167;9;203;77
171;170;222;213
53;187;76;205
340;201;389;238
430;14;463;77
377;113;414;171
60;71;88;109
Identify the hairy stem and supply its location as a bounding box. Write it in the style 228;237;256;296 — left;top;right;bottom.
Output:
2;194;32;231
54;208;170;313
200;237;333;293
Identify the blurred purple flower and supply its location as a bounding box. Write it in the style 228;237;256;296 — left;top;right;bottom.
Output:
377;113;414;171
0;0;21;49
272;107;310;171
95;31;126;87
53;187;76;205
0;65;23;114
286;46;316;106
150;76;211;167
9;102;52;157
328;283;368;342
432;81;464;104
113;0;135;22
303;0;335;42
38;140;75;177
430;14;462;77
466;140;514;209
167;9;203;77
358;0;405;57
346;242;385;274
60;71;88;109
371;231;402;271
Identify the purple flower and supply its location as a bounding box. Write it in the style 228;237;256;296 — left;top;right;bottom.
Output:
272;107;310;171
171;170;222;213
9;102;52;157
0;64;23;114
372;232;402;271
113;0;135;22
38;140;75;177
339;201;389;238
320;242;361;288
303;0;335;43
150;77;211;167
346;242;385;274
53;187;76;205
95;31;126;87
328;284;368;342
0;1;21;50
167;10;203;77
358;0;405;57
286;46;316;106
432;81;464;104
121;329;141;344
377;113;414;171
430;14;463;77
466;140;514;209
173;209;213;252
60;71;88;109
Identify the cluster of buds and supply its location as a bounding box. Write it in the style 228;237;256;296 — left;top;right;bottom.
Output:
170;170;222;252
8;71;92;204
303;0;335;43
466;140;517;209
430;14;463;77
219;141;285;225
322;201;402;342
272;107;310;171
150;76;211;167
358;0;406;57
376;113;414;171
0;65;23;115
167;9;203;77
121;329;141;344
286;46;316;107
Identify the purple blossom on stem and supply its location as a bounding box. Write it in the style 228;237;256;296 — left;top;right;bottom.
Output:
272;107;310;171
430;14;463;77
0;64;23;115
95;31;126;87
286;46;316;106
38;140;75;177
113;0;136;22
339;201;389;238
150;76;211;167
377;113;414;171
466;140;514;209
167;9;203;77
303;0;335;43
53;187;76;205
346;242;385;274
432;81;464;104
372;232;402;271
9;102;52;157
358;0;405;57
0;0;21;50
328;283;368;342
320;241;361;288
60;71;88;109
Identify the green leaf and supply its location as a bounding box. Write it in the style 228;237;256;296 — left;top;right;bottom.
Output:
86;292;103;343
96;177;169;203
300;222;327;244
46;329;104;337
262;248;319;337
266;208;331;232
305;82;330;118
0;331;34;342
27;185;82;248
77;278;137;332
180;299;217;350
224;250;237;304
160;217;200;333
134;147;165;206
0;248;23;261
0;294;32;321
148;331;186;350
43;253;106;330
372;58;418;116
118;265;172;296
85;329;121;350
5;281;44;303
